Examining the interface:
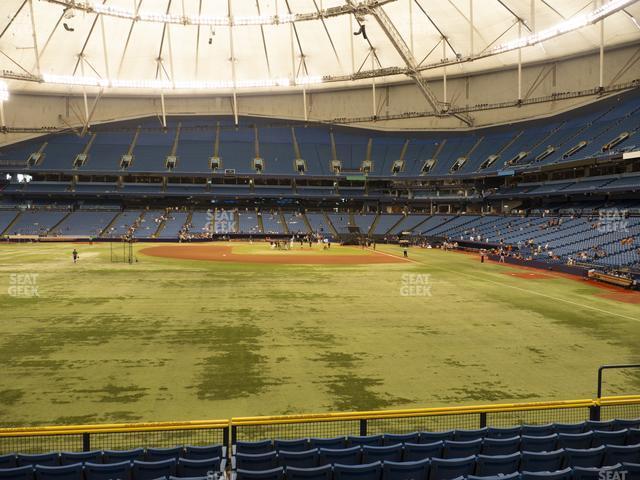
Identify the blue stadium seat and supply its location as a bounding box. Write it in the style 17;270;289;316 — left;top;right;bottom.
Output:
555;423;586;435
629;430;640;445
132;459;176;480
236;441;273;455
0;466;35;480
467;474;519;480
571;464;622;480
235;452;278;471
334;462;382;480
146;447;183;462
348;436;383;447
520;450;566;472
592;430;627;447
285;465;333;480
443;439;482;459
382;459;430;480
419;432;454;443
453;429;488;441
318;447;361;466
558;433;593;450
520;468;572;480
274;439;309;452
234;467;285;480
84;461;132;480
474;453;521;476
0;457;16;469
481;437;520;456
403;442;443;462
177;457;224;477
34;463;82;480
522;425;556;437
183;445;225;461
103;449;145;463
623;462;640;480
585;420;615;432
309;438;346;450
383;433;419;445
521;434;558;453
362;445;402;463
59;451;102;466
17;454;59;467
278;450;319;469
486;427;522;439
564;446;606;468
428;456;476;480
604;444;640;465
613;419;640;431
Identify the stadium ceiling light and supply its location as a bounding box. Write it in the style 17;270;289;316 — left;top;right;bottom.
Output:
46;0;393;27
489;0;636;55
40;74;323;90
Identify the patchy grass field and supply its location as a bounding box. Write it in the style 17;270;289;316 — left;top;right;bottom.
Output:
0;241;639;427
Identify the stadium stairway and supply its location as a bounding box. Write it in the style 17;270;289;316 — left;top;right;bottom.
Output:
323;212;339;237
153;213;167;239
99;212;122;238
257;213;265;234
279;211;289;235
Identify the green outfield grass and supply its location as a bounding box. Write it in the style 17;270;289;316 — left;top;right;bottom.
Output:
0;241;639;427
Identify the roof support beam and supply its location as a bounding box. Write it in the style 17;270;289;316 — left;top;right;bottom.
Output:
364;3;473;125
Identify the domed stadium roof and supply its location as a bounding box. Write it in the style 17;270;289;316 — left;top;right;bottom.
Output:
0;0;638;96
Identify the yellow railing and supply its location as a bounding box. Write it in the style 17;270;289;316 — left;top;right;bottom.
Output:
0;395;638;452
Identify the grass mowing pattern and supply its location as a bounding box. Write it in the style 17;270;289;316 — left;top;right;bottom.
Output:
0;242;638;427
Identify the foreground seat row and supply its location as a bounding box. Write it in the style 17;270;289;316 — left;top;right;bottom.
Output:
0;457;226;480
234;422;640;454
232;445;640;471
232;460;640;480
0;446;226;467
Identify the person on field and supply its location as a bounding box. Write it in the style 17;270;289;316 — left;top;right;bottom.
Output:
403;246;408;258
72;249;79;264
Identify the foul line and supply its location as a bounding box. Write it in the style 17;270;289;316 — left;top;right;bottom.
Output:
371;248;640;323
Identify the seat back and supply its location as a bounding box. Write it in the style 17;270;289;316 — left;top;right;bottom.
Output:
348;436;383;447
235;452;278;471
521;425;555;437
309;438;346;450
333;461;382;480
285;465;332;480
564;445;605;468
236;441;273;455
17;454;59;468
318;447;361;466
0;457;17;469
362;445;402;463
481;437;520;456
274;439;309;453
475;453;521;476
419;432;454;444
145;447;183;462
571;464;622;480
84;461;131;480
520;467;572;480
183;445;225;461
520;434;558;453
382;459;430;480
585;420;616;432
520;449;565;472
403;442;443;462
131;459;177;480
59;451;102;466
604;444;640;466
0;465;35;480
34;463;83;480
428;456;476;480
453;428;488;441
177;457;222;477
592;429;628;447
103;449;144;464
383;433;419;446
486;427;521;439
557;432;593;450
278;450;319;469
554;422;586;435
234;467;285;480
443;439;482;459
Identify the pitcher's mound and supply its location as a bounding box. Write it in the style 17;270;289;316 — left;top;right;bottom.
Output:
140;244;407;265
